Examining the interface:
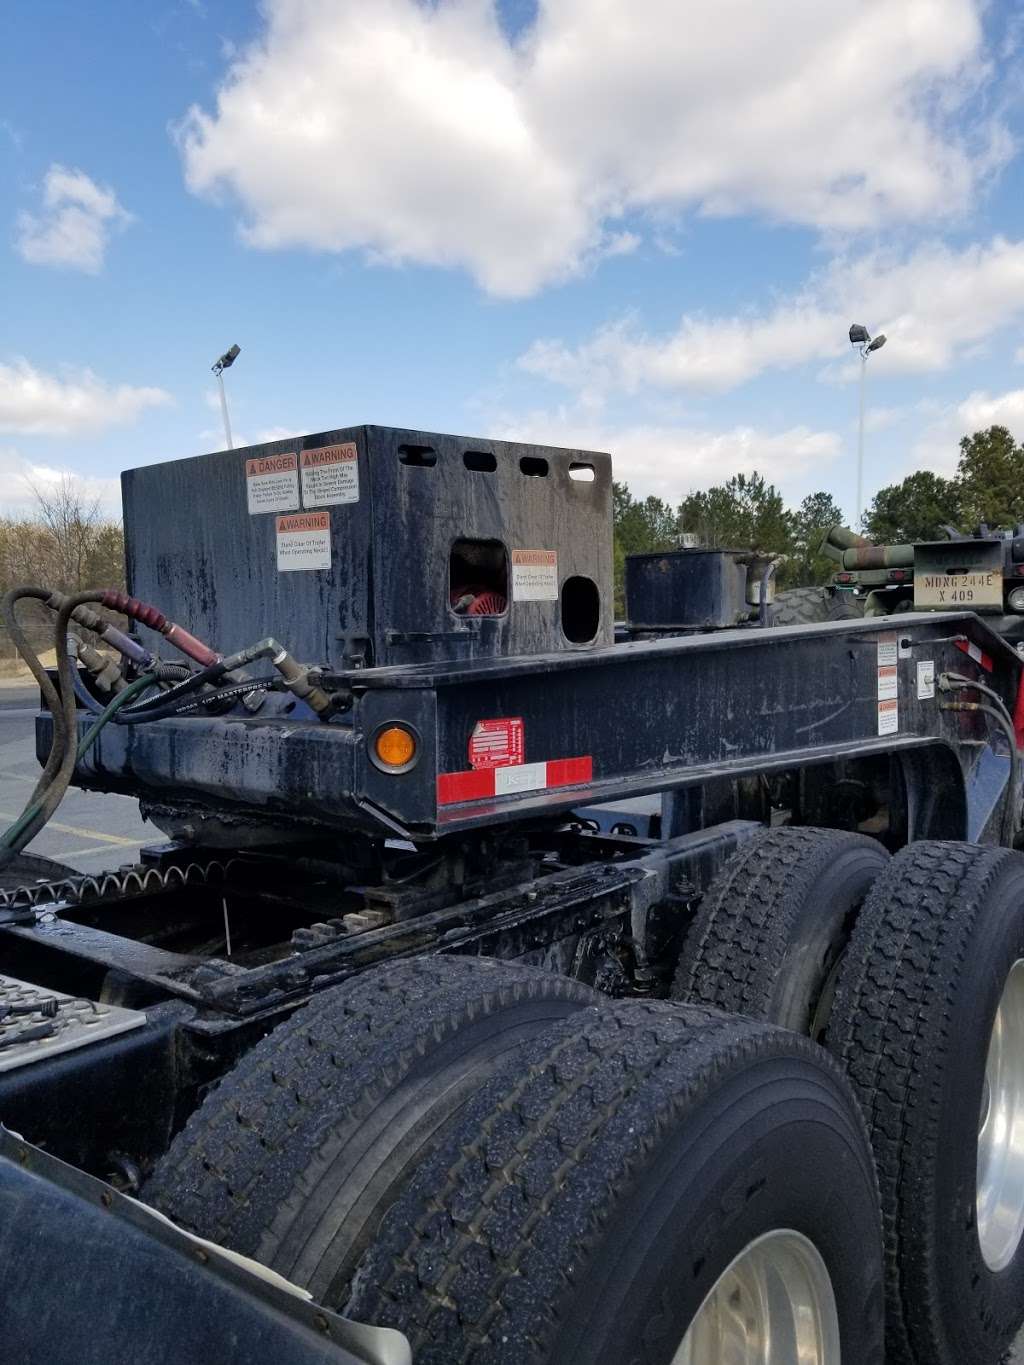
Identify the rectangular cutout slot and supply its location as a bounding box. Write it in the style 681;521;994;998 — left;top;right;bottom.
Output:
398;444;437;467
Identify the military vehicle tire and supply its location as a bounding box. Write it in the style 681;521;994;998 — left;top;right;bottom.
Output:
671;826;888;1038
144;956;597;1305
770;586;832;625
826;591;865;620
347;999;884;1364
828;841;1024;1364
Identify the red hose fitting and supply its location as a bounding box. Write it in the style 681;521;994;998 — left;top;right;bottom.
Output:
161;623;220;668
101;591;166;632
100;590;220;666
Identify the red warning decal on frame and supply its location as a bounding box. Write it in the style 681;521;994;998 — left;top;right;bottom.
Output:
468;718;525;770
437;755;592;806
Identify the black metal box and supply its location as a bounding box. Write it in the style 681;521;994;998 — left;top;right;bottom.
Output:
625;550;751;629
122;425;613;668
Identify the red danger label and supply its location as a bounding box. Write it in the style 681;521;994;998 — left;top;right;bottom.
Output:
469;717;524;770
246;453;297;477
245;451;300;514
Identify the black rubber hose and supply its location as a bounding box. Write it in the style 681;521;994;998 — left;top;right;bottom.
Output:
71;664;279;720
7;591;108;856
115;657;230;717
1;586;68;802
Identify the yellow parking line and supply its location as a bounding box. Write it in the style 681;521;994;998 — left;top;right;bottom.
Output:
52;844;138;859
0;811;139;847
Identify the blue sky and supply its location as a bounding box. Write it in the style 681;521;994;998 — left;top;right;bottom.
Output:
3;0;1024;524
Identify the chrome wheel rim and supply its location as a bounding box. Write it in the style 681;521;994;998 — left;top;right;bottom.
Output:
977;958;1024;1272
673;1228;840;1364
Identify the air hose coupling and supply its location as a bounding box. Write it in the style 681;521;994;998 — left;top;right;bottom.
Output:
75;640;127;694
47;591;155;669
271;647;336;717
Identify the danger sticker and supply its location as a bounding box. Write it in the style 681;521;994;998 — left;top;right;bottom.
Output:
246;452;299;514
276;511;331;572
300;443;359;508
469;718;525;770
512;549;558;601
878;699;899;736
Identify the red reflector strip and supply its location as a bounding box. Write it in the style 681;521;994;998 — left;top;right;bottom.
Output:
955;639;994;673
436;769;495;805
437;756;593;806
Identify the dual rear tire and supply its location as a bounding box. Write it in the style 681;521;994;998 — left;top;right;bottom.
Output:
147;955;882;1363
672;827;1024;1364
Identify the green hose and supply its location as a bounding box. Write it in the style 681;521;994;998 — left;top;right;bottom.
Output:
0;671;157;854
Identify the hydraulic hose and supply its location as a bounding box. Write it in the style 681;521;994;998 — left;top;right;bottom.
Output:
9;591;109;858
70;658;279;720
0;668;157;866
1;587;68;803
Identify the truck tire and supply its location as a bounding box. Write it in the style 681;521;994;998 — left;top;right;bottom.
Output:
826;591;865;620
828;841;1024;1365
346;999;884;1365
144;956;597;1306
771;585;831;625
671;827;888;1037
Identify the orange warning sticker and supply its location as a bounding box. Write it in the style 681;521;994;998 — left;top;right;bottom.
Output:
877;698;898;736
511;549;558;601
300;443;359;508
245;452;299;514
276;512;331;571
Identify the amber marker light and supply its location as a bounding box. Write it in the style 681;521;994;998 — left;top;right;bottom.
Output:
372;724;418;772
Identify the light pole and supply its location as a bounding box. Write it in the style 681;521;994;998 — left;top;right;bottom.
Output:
848;324;887;529
211;344;241;450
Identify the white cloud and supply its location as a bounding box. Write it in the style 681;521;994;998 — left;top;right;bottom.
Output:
177;0;1005;296
0;448;121;516
0;359;171;436
15;165;133;273
487;404;841;503
521;237;1024;395
910;386;1024;472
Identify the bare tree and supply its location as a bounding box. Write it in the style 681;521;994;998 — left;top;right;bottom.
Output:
0;478;125;664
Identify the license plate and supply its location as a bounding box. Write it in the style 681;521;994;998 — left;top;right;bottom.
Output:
913;571;1002;609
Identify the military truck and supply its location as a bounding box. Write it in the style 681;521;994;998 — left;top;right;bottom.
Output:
821;522;1024;643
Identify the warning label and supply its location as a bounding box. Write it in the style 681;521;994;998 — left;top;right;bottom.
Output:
246;452;299;514
878;698;899;736
300;443;359;508
877;632;898;701
469;718;525;770
512;549;558;601
276;512;331;572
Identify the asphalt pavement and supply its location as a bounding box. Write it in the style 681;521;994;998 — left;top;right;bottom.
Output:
0;684;151;873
